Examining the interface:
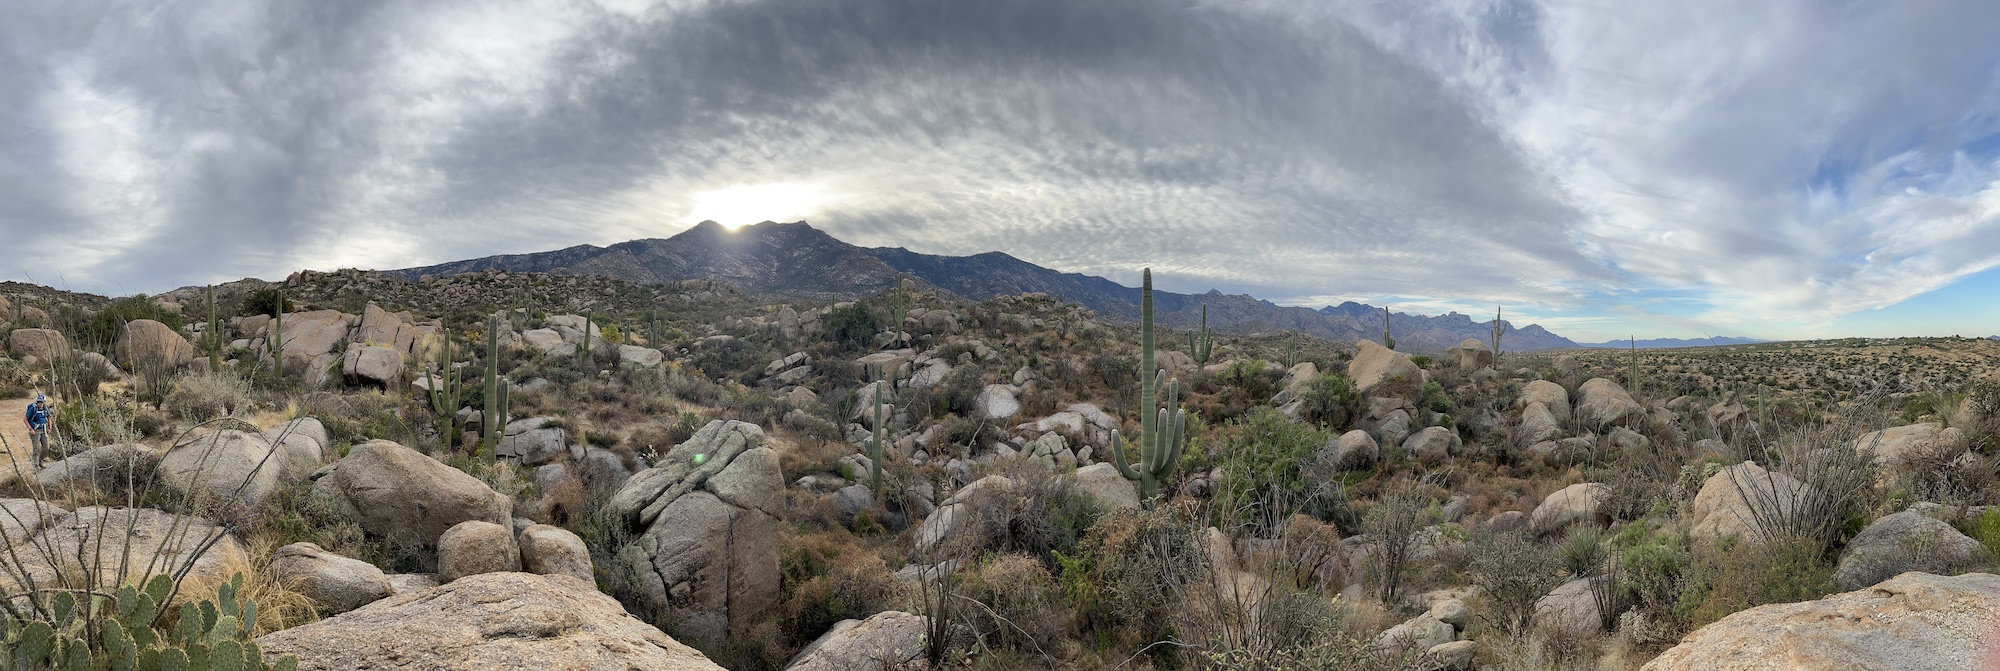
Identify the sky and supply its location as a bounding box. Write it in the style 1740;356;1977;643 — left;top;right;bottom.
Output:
2;0;1998;342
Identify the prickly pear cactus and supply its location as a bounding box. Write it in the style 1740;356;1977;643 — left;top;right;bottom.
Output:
0;573;298;671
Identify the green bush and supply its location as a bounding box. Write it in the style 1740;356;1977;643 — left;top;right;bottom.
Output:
1612;519;1689;625
1213;407;1333;533
241;288;294;318
823;302;882;349
1677;534;1834;628
73;295;185;349
1076;505;1205;646
1299;373;1360;430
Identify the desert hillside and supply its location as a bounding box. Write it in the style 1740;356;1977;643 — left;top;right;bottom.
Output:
0;273;1995;671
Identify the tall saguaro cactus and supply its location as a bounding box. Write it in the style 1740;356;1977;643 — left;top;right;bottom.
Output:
1189;305;1213;366
868;382;886;494
1490;305;1505;362
206;285;222;373
1382;305;1396;351
1109;268;1187;504
481;313;512;462
267;289;285;380
425;328;464;452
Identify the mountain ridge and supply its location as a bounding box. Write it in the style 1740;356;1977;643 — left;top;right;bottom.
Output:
389;220;1586;352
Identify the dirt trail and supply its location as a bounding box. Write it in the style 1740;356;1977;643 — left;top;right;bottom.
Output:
0;394;39;487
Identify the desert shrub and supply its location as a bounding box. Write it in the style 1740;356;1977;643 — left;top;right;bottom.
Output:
1212;407;1334;534
1361;489;1425;604
950;476;1102;567
1076;505;1206;646
942;365;986;418
74;294;185;348
1089;352;1138;391
955;554;1071;657
1677;534;1835;629
1558;525;1608;578
166;370;257;422
51;394;136;448
1964;509;2000;560
777;531;904;649
241;287;294;317
1299;372;1361;430
252;482;379;569
823;302;882;349
46;354;107;398
1467;529;1565;638
1610;520;1689;629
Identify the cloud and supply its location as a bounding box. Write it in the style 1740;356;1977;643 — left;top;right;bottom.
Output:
3;0;1996;341
0;0;1603;305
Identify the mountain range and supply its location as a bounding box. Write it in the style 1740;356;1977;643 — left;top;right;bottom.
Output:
392;220;1590;352
1580;336;1771;349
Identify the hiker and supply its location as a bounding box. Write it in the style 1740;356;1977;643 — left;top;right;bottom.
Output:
24;393;51;464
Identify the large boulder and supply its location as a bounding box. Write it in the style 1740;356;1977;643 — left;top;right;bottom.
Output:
265;418;331;483
1856;423;1967;471
33;443;153;492
1834;512;1989;591
1642;572;2000;670
438;520;519;582
521;328;566;355
8;328;70;361
258;572;726;671
976;384;1020;421
271;542;394;614
1535;576;1607;636
497;417;574;466
786;610;929;671
1518;380;1570;420
0;507;245;595
1576;378;1643;426
1519;401;1563;446
1405;426;1462;464
1530;483;1609;536
1329;430;1379;471
1688;461;1814;545
913;475;1017;555
1446;338;1492;370
619;344;665;368
353;303;420;355
159;429;283;507
273;310;351;363
311;440;513;549
608;420;783;646
0;498;66;544
1071;463;1139;510
341;344;407;387
114;318;194;371
1348;340;1424;399
518;524;594;583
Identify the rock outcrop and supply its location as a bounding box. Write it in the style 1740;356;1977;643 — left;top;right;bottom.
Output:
259;572;726;671
114;318;194;371
158;429;283;507
1348;340;1424;398
271;542;395;614
1688;461;1814;545
1834;511;1989;590
311;440;513;549
786;610;929;671
8;328;70;361
1576;378;1643;426
1642;572;2000;670
608;420;783;646
438;520;520;582
1530;483;1609;536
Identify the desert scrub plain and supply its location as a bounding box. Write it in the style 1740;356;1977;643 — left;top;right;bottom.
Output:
0;271;1995;670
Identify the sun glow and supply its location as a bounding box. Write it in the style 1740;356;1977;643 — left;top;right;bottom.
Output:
681;181;839;229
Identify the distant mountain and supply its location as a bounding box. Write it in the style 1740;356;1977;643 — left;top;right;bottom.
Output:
390;220;1584;351
1580;336;1770;349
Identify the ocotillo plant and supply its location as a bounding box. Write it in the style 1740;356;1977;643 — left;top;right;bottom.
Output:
1490;305;1505;362
1109;268;1187;504
1189;305;1213;366
425;328;464;452
1382;305;1396;350
480;313;512;462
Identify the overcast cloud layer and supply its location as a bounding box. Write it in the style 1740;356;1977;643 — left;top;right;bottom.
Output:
3;0;1997;339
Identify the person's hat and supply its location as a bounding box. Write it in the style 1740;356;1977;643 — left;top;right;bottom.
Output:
35;393;45;402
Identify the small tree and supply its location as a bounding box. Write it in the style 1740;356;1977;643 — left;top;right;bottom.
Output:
1363;489;1424;604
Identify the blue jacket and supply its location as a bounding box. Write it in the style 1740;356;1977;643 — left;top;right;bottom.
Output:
25;403;49;431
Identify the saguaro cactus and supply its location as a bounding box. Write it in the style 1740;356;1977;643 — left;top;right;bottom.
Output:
1490;305;1505;362
206;285;222;373
1382;305;1396;350
1109;268;1187;504
425;328;464;452
1189;305;1212;366
481;313;512;462
868;382;885;494
267;290;285;379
